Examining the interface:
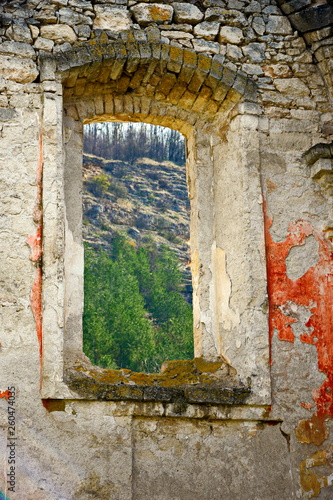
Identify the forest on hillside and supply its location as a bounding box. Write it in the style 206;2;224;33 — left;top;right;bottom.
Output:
84;122;186;165
83;123;193;373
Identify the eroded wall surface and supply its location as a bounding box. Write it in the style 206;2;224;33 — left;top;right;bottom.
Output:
0;0;333;498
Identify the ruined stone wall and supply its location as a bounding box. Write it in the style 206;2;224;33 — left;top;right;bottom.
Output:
0;0;333;498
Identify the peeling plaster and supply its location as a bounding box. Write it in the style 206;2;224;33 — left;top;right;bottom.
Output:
0;390;11;400
265;200;333;409
264;200;333;496
299;446;333;499
26;132;43;368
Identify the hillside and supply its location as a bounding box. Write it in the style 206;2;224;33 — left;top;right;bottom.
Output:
82;153;192;303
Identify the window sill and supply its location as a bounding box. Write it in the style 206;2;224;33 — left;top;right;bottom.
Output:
64;358;251;405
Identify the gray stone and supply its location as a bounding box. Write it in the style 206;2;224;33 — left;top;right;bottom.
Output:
6;21;33;44
194;21;220;40
75;24;92;39
252;16;265;36
245;1;261;13
58;7;93;25
0;41;36;59
130;4;173;26
242;42;266;63
69;0;92;8
192;38;220;54
173;3;204;25
0;108;17;121
226;43;243;61
266;16;293;35
289;4;333;33
34;36;55;51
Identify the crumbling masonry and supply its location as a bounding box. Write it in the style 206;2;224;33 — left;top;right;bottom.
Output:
0;0;333;498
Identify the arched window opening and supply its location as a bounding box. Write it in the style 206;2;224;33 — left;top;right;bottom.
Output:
82;122;193;373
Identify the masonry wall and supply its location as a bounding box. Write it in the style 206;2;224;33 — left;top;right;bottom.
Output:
0;1;333;499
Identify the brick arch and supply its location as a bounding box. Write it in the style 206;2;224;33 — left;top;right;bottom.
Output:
49;40;256;122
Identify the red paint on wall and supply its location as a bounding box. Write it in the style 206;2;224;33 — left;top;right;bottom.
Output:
26;132;43;371
0;390;12;400
264;202;333;417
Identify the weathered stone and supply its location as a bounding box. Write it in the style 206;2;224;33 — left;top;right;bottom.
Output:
162;31;193;40
130;4;173;26
34;36;55;51
0;41;36;59
243;42;266;64
160;24;193;33
0;55;38;83
205;7;248;27
93;6;132;31
252;16;265;36
69;0;92;9
274;77;310;96
227;43;243;61
58;7;92;25
245;0;261;13
289;4;333;33
218;26;244;44
194;21;220;40
6;21;33;43
173;3;204;25
29;25;39;39
266;16;293;35
263;64;292;78
192;38;220;54
41;24;77;43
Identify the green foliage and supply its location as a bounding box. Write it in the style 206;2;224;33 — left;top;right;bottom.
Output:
86;174;128;199
87;174;110;196
83;237;193;373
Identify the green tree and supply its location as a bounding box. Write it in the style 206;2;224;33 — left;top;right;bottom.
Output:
83;238;193;373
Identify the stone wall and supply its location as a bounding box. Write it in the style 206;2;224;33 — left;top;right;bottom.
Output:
0;0;333;498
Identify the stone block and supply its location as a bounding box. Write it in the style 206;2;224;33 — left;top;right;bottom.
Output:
0;55;38;83
173;3;204;25
192;39;220;54
6;21;33;44
252;16;265;36
242;42;266;63
194;21;220;41
162;31;193;40
0;41;36;59
130;4;173;26
310;158;333;179
41;25;77;43
93;6;132;31
290;4;333;33
266;16;293;35
219;26;244;44
34;37;54;52
274;77;310;97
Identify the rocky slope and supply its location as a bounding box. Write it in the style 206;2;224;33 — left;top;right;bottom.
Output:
82;153;192;302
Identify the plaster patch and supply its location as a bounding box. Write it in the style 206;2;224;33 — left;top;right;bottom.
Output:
212;244;240;332
286;235;319;281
